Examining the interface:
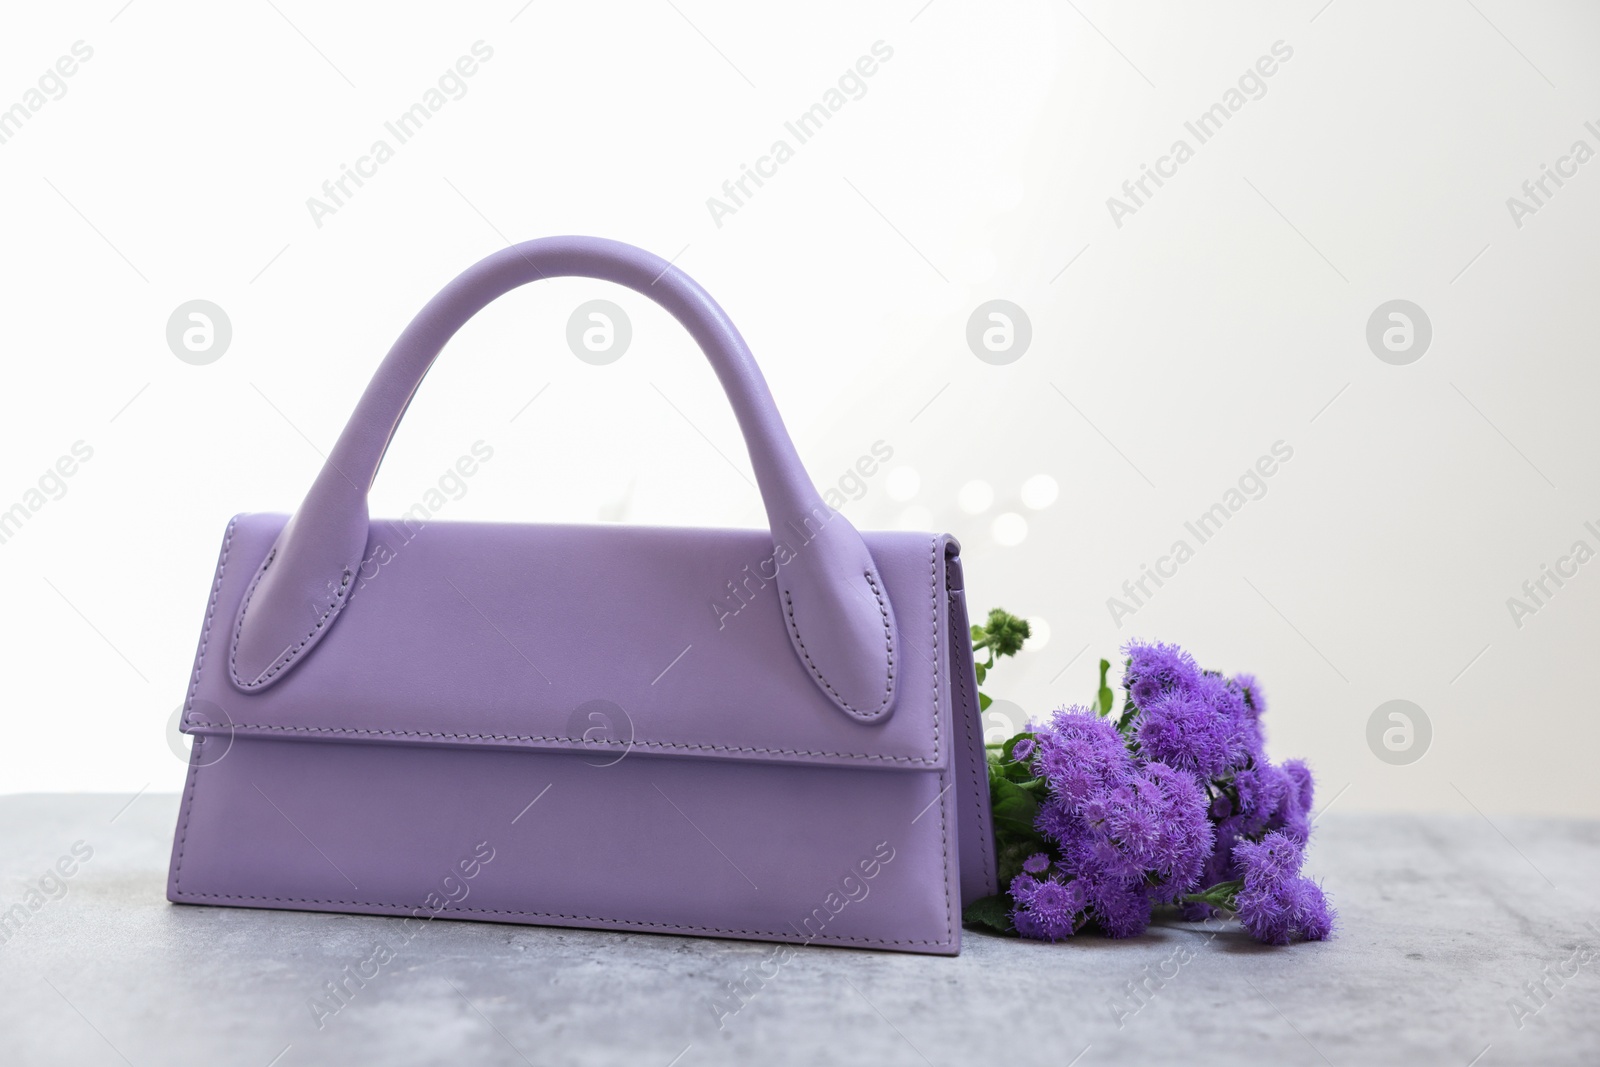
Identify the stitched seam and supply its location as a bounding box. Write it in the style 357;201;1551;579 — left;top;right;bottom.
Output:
950;586;993;892
182;722;939;764
938;769;953;943
780;566;894;720
163;890;950;945
928;537;941;767
228;549;351;689
208;545;921;760
931;537;952;942
174;516;238;892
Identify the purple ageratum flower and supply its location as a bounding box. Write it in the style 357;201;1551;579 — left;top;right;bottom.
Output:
1266;759;1316;843
1085;877;1154;939
1122;640;1202;709
1231;762;1298;837
1023;697;1259;940
1033;706;1134;812
1237;876;1334;945
1200;673;1263;766
1022;853;1051;875
1282;759;1315;814
1108;785;1162;857
1009;872;1085;941
1291;879;1335;941
1184;817;1243;921
1033;796;1081;848
1233;758;1316;842
1140;762;1215;903
1036;762;1214;922
1232;672;1267;719
1134;686;1238;780
1010;736;1036;763
1234;882;1294;945
1231;831;1334;944
1233;830;1304;888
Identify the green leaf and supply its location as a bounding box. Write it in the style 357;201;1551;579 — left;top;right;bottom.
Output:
1096;658;1114;715
978;691;992;711
991;775;1026;805
994;836;1048;884
961;893;1017;935
974;662;988;686
1116;695;1138;733
990;777;1039;837
1000;760;1031;784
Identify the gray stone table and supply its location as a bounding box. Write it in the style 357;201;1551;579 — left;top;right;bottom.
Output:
0;794;1596;1066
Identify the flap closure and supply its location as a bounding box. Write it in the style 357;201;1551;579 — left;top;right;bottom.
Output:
181;514;955;771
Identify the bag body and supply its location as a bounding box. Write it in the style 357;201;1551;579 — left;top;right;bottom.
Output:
167;237;996;955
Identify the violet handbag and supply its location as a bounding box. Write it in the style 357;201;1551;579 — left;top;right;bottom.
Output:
167;236;996;955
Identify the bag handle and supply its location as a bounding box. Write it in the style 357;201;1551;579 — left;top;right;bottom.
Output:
228;236;898;722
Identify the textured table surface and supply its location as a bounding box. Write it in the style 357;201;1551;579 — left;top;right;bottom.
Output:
0;794;1595;1066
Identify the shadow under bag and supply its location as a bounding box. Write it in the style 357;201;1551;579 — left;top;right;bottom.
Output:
167;236;996;955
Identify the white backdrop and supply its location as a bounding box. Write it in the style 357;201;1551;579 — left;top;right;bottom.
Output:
1;1;1596;817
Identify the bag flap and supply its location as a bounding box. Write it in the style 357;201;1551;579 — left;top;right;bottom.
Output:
181;514;957;771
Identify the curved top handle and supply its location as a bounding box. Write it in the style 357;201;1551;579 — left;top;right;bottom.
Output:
228;236;898;723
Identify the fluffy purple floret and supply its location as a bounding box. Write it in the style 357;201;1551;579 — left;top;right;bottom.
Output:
1140;762;1215;903
1034;705;1133;811
1125;653;1260;782
1231;763;1297;837
1282;759;1315;814
1230;831;1335;943
1022;852;1050;875
1086;879;1153;939
1134;686;1239;779
1009;873;1084;941
1235;883;1293;945
1237;875;1334;944
1232;672;1267;719
1122;641;1201;709
1292;879;1335;941
1234;830;1304;888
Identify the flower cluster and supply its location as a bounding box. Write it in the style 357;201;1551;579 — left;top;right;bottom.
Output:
1008;710;1213;940
1231;832;1334;944
967;639;1334;946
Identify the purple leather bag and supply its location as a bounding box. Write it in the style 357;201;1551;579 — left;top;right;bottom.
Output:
167;236;996;955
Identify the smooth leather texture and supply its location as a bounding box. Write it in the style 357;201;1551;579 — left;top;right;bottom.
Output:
168;237;997;955
230;237;895;723
195;517;945;768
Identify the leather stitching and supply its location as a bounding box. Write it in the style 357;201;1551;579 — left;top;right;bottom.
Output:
227;549;352;690
780;566;894;721
930;535;954;943
184;721;939;764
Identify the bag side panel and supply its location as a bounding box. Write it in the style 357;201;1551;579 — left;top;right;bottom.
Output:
944;550;998;907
